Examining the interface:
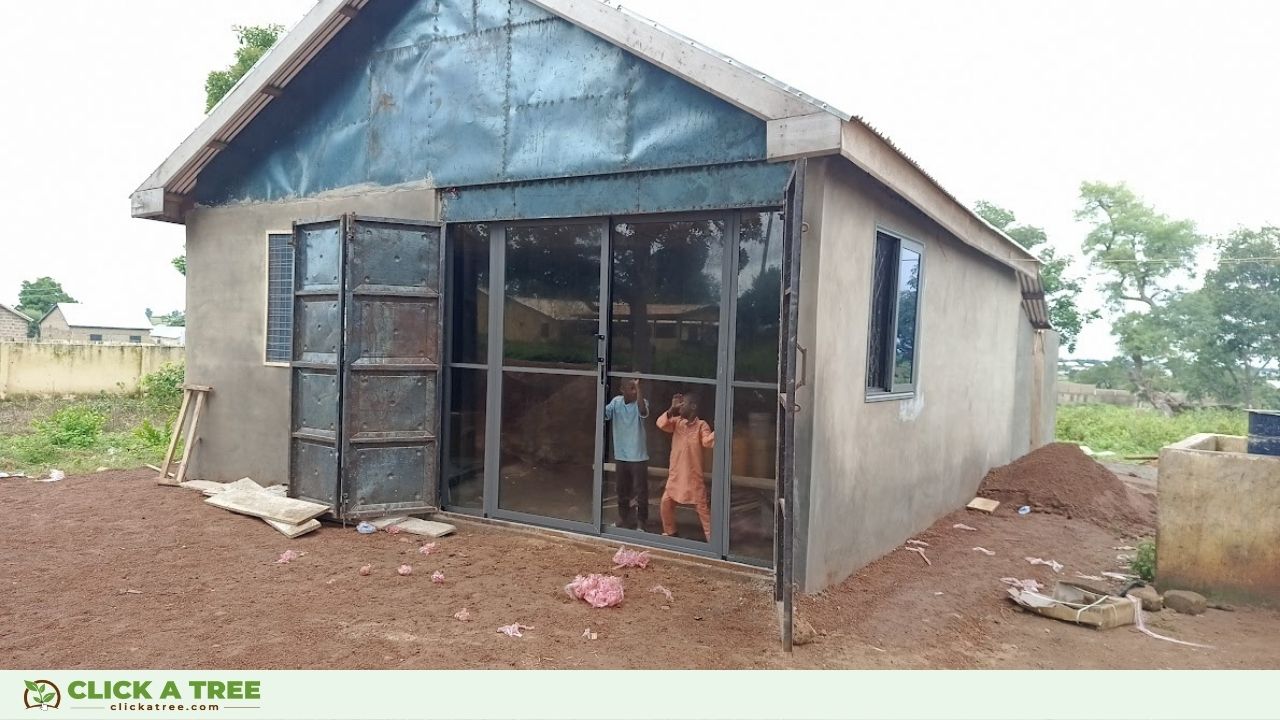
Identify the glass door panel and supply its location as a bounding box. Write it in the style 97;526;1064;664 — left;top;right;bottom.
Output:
503;224;603;370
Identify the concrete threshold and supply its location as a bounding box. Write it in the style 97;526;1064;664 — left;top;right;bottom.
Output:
436;511;772;583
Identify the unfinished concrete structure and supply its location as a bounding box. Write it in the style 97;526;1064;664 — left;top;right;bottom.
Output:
0;304;29;342
132;0;1057;592
1158;434;1280;606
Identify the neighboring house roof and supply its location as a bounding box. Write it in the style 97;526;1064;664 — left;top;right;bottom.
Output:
150;325;187;342
0;303;30;323
130;0;1050;326
42;303;154;331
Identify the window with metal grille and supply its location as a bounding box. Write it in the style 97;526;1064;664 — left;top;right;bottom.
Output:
266;233;294;363
866;230;923;397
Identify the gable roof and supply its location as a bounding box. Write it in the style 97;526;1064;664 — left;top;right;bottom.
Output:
43;303;154;331
131;0;1045;289
0;303;30;323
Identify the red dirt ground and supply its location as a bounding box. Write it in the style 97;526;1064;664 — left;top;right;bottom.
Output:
2;470;1278;669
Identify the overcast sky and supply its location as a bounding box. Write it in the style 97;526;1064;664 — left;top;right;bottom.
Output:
2;0;1276;358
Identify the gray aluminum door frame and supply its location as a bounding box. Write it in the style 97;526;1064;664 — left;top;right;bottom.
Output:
443;211;776;561
481;219;608;536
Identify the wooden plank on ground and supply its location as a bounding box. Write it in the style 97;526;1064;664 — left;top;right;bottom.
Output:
263;517;321;538
966;497;1000;514
262;484;288;496
179;480;226;494
393;518;455;537
205;488;330;525
369;516;409;530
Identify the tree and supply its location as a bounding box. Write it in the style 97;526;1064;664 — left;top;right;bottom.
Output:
154;310;186;327
172;253;186;276
973;201;1096;352
1169;228;1280;407
205;24;284;111
17;277;75;319
1075;182;1204;412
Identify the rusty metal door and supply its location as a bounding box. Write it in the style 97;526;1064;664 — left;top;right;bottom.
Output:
289;218;346;507
775;159;805;652
339;216;444;518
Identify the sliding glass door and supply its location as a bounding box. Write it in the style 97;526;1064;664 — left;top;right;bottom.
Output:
442;211;783;563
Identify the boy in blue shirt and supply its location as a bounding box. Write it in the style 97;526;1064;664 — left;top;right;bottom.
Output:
605;378;650;530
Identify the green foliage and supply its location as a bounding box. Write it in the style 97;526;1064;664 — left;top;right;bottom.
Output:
1131;540;1157;583
34;405;106;448
974;201;1097;352
173;254;187;276
140;362;185;410
24;680;54;706
205;24;284;111
153;310;185;327
16;276;75;319
132;418;170;448
1055;404;1247;457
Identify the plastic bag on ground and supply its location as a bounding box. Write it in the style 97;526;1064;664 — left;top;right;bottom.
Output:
356;522;377;534
275;550;305;564
650;584;674;602
453;608;472;622
431;570;445;583
497;623;532;637
1025;557;1064;573
565;573;625;608
419;542;438;556
397;564;413;576
612;546;651;569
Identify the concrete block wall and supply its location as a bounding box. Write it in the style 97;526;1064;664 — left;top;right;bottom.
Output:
0;342;185;398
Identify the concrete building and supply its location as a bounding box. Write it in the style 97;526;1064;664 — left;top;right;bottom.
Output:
131;0;1057;592
150;325;187;346
0;304;31;341
38;303;154;344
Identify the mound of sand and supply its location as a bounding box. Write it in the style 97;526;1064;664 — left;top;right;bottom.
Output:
977;442;1144;530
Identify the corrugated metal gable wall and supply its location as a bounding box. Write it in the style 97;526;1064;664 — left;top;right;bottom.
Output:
194;0;779;211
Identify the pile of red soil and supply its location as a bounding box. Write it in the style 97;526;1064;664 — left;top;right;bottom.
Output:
977;442;1144;530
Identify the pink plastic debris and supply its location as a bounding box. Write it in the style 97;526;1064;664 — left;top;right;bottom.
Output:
564;573;625;608
275;550;305;564
419;542;438;556
358;564;372;576
453;608;472;622
431;570;445;584
612;546;651;569
385;525;403;535
497;623;533;637
649;584;674;602
397;564;413;576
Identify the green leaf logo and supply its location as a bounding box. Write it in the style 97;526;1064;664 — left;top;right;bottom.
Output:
23;681;40;693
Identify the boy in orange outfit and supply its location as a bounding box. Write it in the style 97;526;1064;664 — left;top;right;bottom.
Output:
656;393;715;541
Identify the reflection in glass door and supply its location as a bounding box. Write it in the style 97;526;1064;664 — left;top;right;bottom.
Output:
604;218;725;548
494;223;605;527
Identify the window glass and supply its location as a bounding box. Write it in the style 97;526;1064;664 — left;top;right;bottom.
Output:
89;334;103;342
735;212;783;382
498;372;597;522
865;233;895;390
611;220;723;378
893;246;921;387
729;386;776;561
448;224;489;364
266;233;294;363
443;368;486;510
503;224;602;369
129;336;142;344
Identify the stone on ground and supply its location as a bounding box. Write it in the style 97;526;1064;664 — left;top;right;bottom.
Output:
1130;585;1163;612
1164;589;1207;615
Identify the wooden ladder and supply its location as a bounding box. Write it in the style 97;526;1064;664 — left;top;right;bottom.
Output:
156;384;212;486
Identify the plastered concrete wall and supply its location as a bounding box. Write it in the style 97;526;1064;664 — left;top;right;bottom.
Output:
1157;433;1280;606
184;186;438;483
799;159;1027;591
0;342;184;398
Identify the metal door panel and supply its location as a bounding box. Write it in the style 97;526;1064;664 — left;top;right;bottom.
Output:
292;440;338;506
341;217;444;517
289;218;345;508
775;160;805;651
346;297;440;367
